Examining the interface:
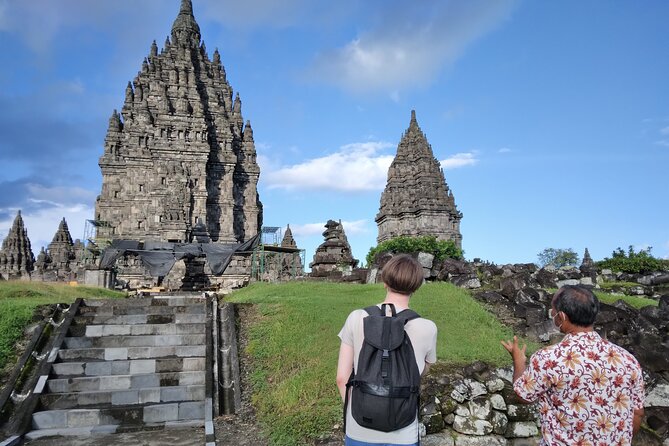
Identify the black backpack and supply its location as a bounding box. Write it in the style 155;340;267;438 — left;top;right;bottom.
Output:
345;303;421;433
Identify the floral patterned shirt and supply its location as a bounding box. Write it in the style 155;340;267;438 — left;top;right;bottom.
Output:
514;331;644;446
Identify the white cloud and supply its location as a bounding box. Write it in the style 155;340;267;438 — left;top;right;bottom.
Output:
262;141;394;192
290;219;369;237
307;0;517;94
440;152;479;169
498;147;512;153
655;140;669;147
660;126;669;135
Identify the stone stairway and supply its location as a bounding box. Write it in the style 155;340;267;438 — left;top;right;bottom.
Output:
24;296;209;441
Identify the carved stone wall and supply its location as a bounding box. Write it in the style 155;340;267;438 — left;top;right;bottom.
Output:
376;110;462;248
95;0;262;245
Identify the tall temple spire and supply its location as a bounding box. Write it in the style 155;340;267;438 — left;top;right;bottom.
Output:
0;210;35;279
171;0;201;46
376;110;463;248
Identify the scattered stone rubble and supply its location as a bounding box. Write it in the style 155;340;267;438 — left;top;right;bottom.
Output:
420;362;541;446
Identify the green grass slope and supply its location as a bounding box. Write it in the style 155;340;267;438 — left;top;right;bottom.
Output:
0;281;124;370
226;281;521;445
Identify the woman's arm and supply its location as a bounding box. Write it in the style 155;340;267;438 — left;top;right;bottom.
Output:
336;342;354;401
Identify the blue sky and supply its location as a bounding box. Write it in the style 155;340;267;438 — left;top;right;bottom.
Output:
1;0;668;267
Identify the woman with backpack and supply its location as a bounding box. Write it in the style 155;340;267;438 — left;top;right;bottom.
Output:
336;254;438;446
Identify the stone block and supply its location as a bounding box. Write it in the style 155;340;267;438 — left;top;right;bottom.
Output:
179;371;205;386
646;383;669;407
486;379;505;393
143;404;179;423
85;326;103;337
506;404;536;422
99;376;131;391
468;397;492;420
160;387;188;402
131;374;159;389
129;359;156;375
111;361;130;375
490;394;506;411
32;410;68;429
102;325;130;336
85;362;112;376
504;421;538;438
78;392;110;406
423;432;455;446
491;411;508;435
111;390;139;406
52;362;84;376
453;415;493;436
67;409;101;427
104;348;128;361
139;388;161;404
454;433;508;445
182;357;205;371
178;401;204;420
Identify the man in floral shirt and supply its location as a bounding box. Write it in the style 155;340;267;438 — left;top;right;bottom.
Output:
502;285;645;446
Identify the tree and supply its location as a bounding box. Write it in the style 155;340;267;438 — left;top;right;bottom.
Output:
537;248;579;268
597;245;668;274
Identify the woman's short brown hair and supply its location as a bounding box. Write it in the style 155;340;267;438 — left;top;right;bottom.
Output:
380;254;424;295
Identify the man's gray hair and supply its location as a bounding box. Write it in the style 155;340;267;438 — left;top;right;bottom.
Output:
553;285;599;327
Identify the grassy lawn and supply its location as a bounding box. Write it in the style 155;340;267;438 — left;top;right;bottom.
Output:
0;281;124;370
595;291;657;309
225;281;523;445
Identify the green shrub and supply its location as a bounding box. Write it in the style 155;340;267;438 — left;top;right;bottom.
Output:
597;246;668;274
366;235;463;266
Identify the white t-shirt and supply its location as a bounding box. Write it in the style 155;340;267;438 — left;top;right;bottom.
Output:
338;305;438;444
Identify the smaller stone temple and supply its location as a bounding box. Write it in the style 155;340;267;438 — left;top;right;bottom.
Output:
280;224;303;276
0;211;34;280
33;218;84;282
376;110;462;249
310;220;358;277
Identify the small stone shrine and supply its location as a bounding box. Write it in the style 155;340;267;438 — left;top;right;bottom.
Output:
0;211;34;280
280;224;303;276
95;0;262;245
310;220;358;277
376;110;462;249
47;218;76;271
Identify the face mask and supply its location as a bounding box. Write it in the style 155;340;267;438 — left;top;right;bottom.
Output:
550;309;564;330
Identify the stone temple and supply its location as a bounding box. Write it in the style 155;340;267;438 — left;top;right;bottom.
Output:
95;0;262;245
376;111;462;249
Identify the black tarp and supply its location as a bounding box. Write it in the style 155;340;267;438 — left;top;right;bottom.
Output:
98;233;261;277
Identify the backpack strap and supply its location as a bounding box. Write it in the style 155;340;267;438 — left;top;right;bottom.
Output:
396;309;420;324
362;305;383;316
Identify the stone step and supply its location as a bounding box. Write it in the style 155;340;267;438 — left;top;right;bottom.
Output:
51;357;205;377
24;421;203;441
46;371;205;393
77;304;205;316
72;313;204;326
32;402;205;430
62;334;205;349
40;384;205;409
82;297;205;307
57;345;206;362
68;322;205;337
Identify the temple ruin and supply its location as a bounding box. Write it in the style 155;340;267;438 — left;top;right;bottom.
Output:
376;110;463;248
310;220;358;277
0;211;34;281
95;0;262;245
